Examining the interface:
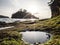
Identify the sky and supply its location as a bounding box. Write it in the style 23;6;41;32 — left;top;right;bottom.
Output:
0;0;52;19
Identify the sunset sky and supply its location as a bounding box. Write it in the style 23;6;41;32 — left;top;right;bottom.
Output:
0;0;51;19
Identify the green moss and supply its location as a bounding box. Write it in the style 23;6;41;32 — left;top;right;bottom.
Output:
44;35;60;45
0;15;60;45
0;40;20;45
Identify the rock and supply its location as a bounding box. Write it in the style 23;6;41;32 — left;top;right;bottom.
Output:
11;9;39;19
0;15;9;18
0;21;7;27
48;0;60;18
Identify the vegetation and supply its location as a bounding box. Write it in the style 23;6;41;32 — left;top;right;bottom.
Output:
48;0;60;18
0;0;60;44
0;31;30;45
0;31;21;45
0;15;60;45
0;15;9;18
11;9;38;19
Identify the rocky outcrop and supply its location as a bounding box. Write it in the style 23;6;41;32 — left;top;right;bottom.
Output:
11;9;39;19
0;21;7;27
0;15;9;18
48;0;60;18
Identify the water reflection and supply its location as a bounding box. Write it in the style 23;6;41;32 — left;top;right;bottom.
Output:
21;31;51;44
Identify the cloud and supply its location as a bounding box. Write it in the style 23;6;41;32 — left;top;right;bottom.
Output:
0;0;14;8
0;0;51;18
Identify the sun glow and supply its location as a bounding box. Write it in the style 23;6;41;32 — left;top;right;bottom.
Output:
26;4;39;14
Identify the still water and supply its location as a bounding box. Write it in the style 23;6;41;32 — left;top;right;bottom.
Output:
21;31;51;44
0;18;37;23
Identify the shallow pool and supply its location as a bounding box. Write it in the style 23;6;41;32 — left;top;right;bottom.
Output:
20;31;51;44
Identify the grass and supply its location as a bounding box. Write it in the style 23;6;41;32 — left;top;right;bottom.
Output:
0;15;60;45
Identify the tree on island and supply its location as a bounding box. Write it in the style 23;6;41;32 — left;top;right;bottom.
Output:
11;9;39;19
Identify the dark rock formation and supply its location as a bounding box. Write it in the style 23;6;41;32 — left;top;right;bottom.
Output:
11;9;39;19
0;15;9;18
0;21;7;27
48;0;60;18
